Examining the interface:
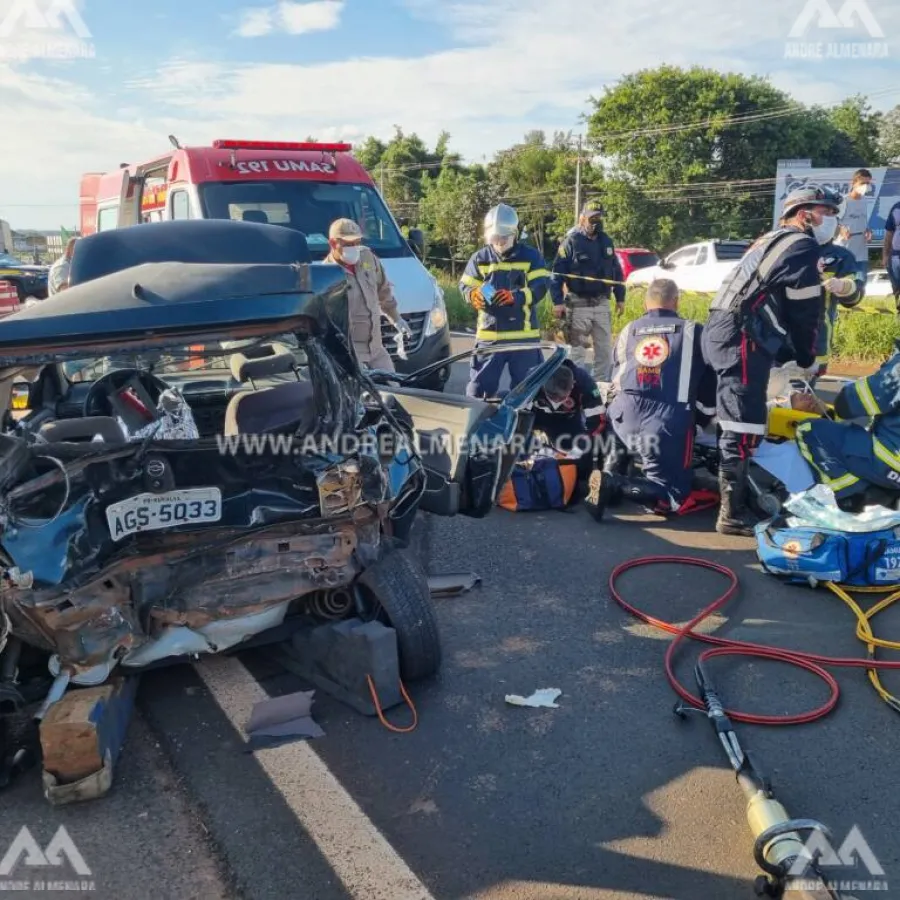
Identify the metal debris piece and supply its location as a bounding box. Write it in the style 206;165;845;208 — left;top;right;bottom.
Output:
427;573;481;598
244;690;325;750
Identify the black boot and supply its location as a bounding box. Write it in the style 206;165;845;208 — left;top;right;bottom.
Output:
716;461;758;537
585;470;624;521
618;477;667;513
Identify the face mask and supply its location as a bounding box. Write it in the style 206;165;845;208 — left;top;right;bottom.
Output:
812;215;837;245
585;219;602;235
545;393;570;409
489;235;515;255
340;245;361;264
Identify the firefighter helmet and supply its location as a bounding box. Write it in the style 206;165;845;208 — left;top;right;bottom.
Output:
484;204;519;240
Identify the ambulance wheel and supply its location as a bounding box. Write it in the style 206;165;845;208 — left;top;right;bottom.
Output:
356;546;442;682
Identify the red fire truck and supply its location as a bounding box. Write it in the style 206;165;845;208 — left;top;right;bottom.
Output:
79;139;450;388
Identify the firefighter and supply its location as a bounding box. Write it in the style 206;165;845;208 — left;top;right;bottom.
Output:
586;278;717;521
549;199;626;382
325;218;411;372
702;186;836;536
459;204;550;398
529;360;607;481
795;341;900;505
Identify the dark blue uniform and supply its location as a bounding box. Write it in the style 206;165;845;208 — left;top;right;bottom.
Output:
796;341;900;499
703;225;822;467
814;242;864;372
549;228;626;307
887;201;900;306
605;309;717;508
459;242;550;398
531;359;606;447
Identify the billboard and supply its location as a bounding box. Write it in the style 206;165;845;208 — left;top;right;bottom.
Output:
772;161;900;248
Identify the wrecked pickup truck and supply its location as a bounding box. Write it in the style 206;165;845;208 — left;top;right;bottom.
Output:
0;218;564;756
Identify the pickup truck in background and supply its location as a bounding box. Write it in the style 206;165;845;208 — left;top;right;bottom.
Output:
625;239;750;294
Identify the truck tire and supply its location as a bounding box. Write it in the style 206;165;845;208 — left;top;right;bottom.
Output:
357;547;441;682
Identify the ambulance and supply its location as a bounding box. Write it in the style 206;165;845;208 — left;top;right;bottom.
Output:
79;139;452;389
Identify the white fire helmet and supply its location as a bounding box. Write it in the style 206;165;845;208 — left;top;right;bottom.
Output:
484;203;519;255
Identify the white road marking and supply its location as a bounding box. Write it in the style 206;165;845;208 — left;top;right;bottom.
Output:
195;655;436;900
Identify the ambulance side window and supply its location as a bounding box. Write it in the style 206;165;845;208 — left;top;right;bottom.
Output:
171;191;191;220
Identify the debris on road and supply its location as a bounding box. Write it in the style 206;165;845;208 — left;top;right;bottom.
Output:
504;688;562;709
244;690;325;750
427;573;481;598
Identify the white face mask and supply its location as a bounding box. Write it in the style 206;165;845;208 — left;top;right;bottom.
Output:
812;215;837;245
340;244;361;264
489;235;515;255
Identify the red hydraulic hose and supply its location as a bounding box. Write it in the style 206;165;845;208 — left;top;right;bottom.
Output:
609;555;900;726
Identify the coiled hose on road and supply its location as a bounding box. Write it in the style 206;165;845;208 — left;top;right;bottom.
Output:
608;556;900;724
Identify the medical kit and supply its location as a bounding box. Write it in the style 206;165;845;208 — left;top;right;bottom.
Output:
497;454;578;512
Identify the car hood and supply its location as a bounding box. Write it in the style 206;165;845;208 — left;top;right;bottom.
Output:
0;259;354;370
380;257;440;315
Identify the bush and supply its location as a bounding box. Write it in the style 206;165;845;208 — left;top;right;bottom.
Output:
437;276;900;363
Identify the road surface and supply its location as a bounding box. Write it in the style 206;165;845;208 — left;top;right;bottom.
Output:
1;339;897;900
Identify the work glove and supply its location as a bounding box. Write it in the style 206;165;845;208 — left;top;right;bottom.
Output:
470;289;486;311
823;276;857;298
493;289;515;307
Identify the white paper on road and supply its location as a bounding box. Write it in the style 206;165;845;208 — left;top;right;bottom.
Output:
752;440;816;493
505;688;562;708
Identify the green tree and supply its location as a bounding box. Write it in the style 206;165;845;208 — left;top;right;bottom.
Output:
878;104;900;164
827;95;885;164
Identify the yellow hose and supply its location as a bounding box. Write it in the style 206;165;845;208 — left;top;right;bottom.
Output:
825;582;900;711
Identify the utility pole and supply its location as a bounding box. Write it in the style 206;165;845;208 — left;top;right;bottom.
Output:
574;134;583;224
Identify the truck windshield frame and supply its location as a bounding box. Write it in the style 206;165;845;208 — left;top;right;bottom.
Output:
197;179;413;261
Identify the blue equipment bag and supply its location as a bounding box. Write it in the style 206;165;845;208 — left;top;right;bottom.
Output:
755;515;900;587
497;455;578;512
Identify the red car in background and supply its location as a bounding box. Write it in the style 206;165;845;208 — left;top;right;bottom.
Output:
616;248;660;281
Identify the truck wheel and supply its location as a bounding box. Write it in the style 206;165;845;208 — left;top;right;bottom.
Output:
356;547;442;682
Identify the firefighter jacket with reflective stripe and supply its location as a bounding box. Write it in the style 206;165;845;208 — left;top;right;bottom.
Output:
815;242;864;365
532;359;606;435
831;340;900;470
459;242;550;342
608;309;717;423
549;227;625;306
708;226;823;369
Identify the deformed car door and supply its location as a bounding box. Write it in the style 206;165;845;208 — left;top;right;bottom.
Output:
378;344;567;518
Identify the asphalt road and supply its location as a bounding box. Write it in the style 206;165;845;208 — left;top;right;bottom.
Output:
2;338;899;900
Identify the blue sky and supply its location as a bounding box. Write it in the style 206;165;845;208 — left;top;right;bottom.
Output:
1;0;898;231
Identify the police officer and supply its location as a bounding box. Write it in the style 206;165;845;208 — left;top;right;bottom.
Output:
529;360;607;480
586;278;717;520
459;204;550;398
550;199;626;382
796;340;900;507
702;186;837;536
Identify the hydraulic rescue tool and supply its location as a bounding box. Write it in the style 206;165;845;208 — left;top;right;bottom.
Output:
676;660;848;899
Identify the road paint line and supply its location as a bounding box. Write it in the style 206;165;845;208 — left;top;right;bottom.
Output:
195;655;436;900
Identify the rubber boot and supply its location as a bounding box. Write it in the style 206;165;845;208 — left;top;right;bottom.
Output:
716;461;758;537
618;477;667;513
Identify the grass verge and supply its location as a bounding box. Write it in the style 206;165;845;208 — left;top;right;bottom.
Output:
438;277;899;364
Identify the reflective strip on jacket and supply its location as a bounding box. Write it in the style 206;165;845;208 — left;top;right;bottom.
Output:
459;242;550;343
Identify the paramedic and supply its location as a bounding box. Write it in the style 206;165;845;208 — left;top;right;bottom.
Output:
325;218;411;372
459;204;550;398
702;186;836;536
795;340;900;505
586;278;717;520
549;199;626;382
529;360;607;480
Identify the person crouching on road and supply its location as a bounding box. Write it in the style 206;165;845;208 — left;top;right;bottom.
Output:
459;204;551;398
529;360;607;482
586;278;717;521
325;218;412;372
549;199;626;383
702;186;833;536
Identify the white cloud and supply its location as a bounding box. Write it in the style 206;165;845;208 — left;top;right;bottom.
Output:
2;0;899;229
233;1;344;38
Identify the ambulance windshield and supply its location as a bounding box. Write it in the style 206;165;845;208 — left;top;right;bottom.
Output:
198;180;412;261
